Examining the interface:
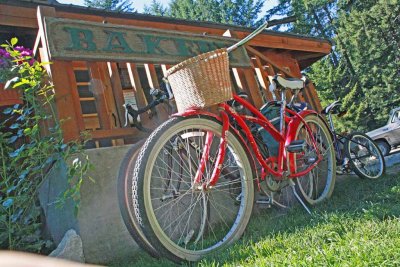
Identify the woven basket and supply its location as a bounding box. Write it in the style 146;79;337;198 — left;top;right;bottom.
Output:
166;48;233;113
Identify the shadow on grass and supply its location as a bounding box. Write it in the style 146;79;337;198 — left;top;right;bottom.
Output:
114;172;400;267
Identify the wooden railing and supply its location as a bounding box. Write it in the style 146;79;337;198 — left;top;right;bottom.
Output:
31;4;330;147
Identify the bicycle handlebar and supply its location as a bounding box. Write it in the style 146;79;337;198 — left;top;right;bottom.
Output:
123;89;169;132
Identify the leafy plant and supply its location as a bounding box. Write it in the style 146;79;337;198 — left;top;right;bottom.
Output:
0;38;91;252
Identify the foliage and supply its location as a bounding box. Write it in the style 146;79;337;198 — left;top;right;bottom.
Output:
83;0;135;12
0;46;34;82
267;0;400;132
145;0;264;27
0;39;91;252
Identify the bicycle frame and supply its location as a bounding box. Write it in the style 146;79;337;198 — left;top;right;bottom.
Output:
174;93;324;188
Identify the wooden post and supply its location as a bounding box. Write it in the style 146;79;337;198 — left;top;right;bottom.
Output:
37;6;83;142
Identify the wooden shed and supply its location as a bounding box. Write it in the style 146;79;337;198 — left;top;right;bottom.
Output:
0;0;331;148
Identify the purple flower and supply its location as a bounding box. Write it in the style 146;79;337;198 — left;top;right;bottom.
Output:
28;58;35;66
4;52;10;59
14;46;25;52
21;50;31;57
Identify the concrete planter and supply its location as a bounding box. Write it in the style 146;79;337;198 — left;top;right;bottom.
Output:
39;142;144;265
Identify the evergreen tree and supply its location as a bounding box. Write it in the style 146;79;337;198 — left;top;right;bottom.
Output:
267;0;400;131
145;0;264;27
144;0;168;16
84;0;135;12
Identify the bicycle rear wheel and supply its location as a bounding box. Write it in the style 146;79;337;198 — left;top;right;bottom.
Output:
132;116;254;263
344;132;385;179
293;114;336;205
117;140;160;258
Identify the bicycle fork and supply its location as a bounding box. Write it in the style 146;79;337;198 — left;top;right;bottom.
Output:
193;110;230;189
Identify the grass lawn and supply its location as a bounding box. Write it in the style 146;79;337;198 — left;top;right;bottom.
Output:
115;169;400;267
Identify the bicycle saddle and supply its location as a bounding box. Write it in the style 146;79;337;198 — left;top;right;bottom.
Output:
273;75;307;90
321;100;342;115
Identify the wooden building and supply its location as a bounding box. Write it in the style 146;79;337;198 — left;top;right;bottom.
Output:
0;0;332;148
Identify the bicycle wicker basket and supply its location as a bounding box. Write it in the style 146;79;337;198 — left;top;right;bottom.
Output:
165;48;233;113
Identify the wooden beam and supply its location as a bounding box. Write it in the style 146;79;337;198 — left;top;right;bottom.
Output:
89;127;148;140
55;10;331;54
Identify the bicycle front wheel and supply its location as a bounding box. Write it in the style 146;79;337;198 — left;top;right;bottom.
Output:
132;116;254;263
344;132;385;179
293;114;336;205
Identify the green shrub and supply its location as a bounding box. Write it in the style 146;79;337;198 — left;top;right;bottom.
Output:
0;38;91;252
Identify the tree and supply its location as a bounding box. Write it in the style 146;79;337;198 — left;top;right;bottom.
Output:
84;0;135;12
266;0;400;132
144;0;168;16
146;0;264;27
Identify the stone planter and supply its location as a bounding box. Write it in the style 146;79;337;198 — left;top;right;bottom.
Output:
39;142;144;265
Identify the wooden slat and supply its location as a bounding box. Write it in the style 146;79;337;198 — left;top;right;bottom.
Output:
231;68;244;91
126;63;152;126
305;82;322;112
76;82;90;86
84;116;100;130
144;64;170;121
144;64;160;89
98;62;120;127
87;62;112;130
80;97;96;101
289;58;317;109
252;56;274;101
82;113;98;118
241;69;264;108
0;15;37;28
107;62;126;127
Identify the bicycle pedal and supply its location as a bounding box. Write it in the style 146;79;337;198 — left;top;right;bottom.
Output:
286;140;306;153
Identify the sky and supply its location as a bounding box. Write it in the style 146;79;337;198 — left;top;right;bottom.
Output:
57;0;279;14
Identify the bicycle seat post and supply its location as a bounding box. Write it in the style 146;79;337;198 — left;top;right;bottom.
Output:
279;88;287;135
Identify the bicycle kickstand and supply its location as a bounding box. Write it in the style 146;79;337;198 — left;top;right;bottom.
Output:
289;180;312;215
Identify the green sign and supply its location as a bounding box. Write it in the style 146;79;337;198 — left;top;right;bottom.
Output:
44;17;251;67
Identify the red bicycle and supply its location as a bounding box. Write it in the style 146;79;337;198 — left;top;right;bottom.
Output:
125;20;336;263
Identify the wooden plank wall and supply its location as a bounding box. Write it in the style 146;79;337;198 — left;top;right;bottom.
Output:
34;6;325;148
45;54;322;148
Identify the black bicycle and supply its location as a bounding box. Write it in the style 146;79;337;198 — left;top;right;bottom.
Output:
322;100;385;179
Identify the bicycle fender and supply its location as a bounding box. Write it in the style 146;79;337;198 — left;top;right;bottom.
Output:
285;110;319;174
171;109;221;120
